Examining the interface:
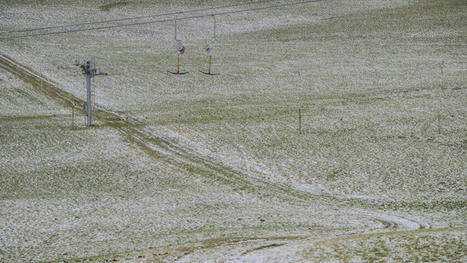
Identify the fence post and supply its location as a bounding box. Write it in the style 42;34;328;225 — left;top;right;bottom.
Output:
72;104;75;130
437;114;441;134
299;109;302;135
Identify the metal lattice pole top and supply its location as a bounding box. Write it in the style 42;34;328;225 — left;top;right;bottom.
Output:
74;58;107;126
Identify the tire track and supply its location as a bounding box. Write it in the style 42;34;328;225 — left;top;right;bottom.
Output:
1;53;431;224
0;53;322;206
1;53;432;262
0;54;129;124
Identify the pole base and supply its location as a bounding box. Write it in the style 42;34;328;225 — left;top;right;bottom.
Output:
200;71;219;76
167;70;189;75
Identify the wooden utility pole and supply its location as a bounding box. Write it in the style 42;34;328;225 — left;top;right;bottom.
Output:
298;109;302;135
437;114;441;134
72;104;75;130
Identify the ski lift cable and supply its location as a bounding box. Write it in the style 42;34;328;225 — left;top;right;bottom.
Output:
1;0;281;35
3;0;321;40
0;0;324;41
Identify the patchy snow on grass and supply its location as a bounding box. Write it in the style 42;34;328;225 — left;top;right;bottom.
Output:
0;67;67;116
0;0;466;262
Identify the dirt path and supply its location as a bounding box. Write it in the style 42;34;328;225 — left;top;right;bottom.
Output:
67;227;463;262
0;54;328;206
1;53;433;262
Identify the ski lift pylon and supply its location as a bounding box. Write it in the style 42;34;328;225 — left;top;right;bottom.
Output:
201;15;219;76
168;19;189;75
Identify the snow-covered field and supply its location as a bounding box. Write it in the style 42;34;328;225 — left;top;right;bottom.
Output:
0;0;466;262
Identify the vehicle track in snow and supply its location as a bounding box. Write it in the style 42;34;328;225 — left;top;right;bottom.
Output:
0;53;325;207
81;227;459;262
1;53;431;262
0;53;429;227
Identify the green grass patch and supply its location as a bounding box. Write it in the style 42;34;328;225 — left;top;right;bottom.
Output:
307;228;467;262
99;1;130;11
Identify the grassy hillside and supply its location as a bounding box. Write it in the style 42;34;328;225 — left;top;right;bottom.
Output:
0;0;465;262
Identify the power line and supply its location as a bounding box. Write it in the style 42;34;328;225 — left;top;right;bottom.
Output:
0;0;323;41
3;0;280;35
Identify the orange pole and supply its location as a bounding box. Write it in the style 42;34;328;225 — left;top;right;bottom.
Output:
177;55;180;73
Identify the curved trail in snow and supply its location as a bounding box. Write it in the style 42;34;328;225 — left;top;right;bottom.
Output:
1;53;433;262
365;211;430;230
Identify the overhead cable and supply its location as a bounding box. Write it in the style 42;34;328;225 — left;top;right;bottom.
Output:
0;0;323;41
2;0;280;34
